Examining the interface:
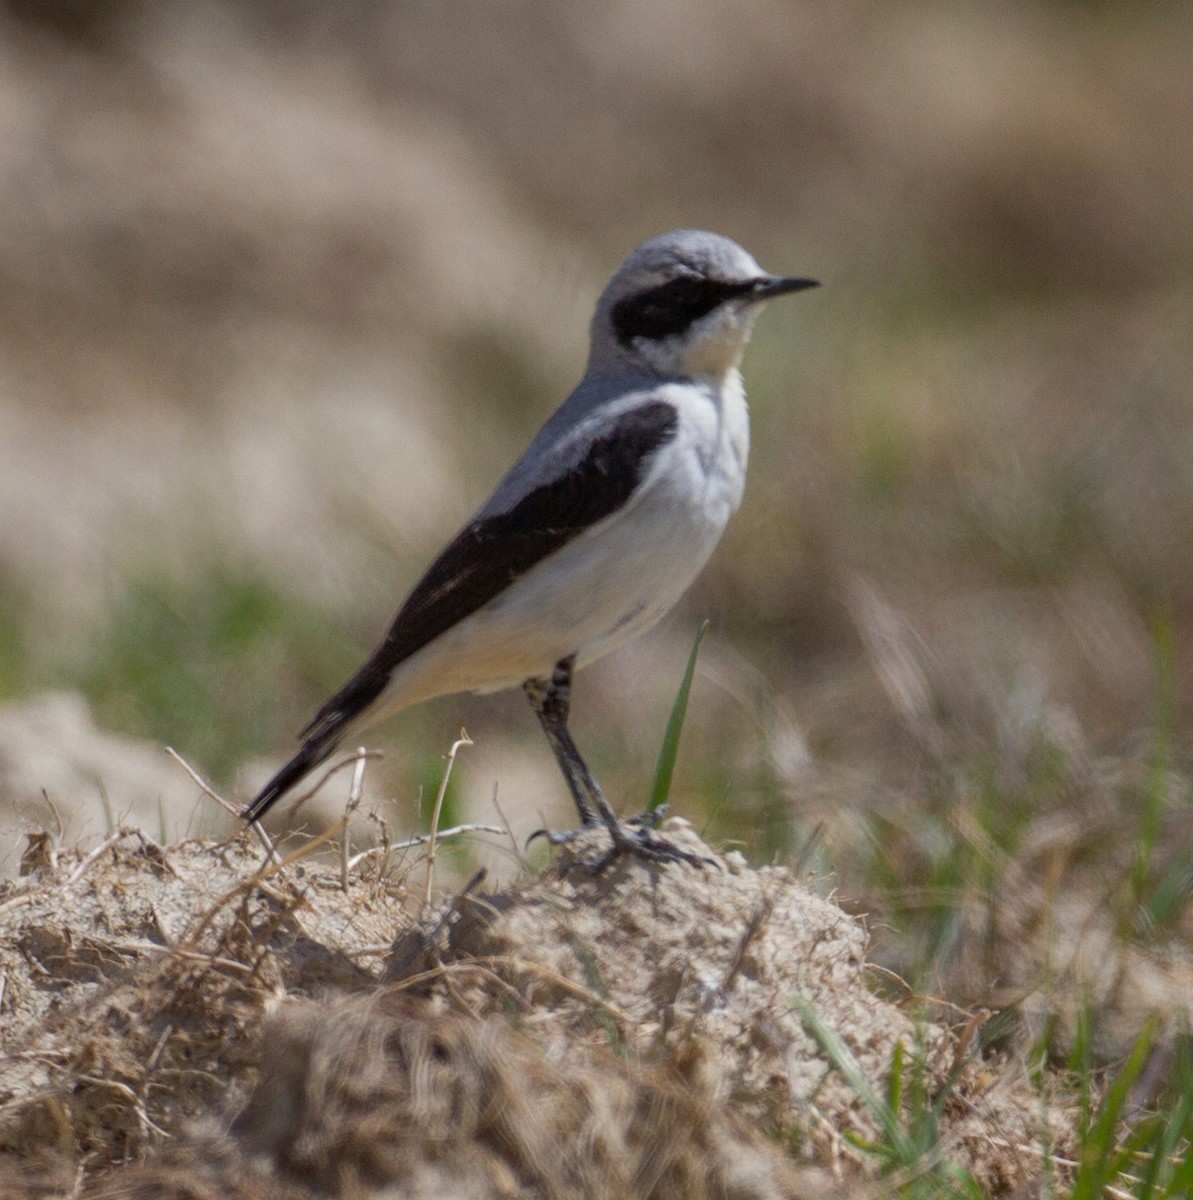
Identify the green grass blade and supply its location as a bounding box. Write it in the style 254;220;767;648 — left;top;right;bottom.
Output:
1069;1019;1157;1200
886;1037;905;1117
647;619;709;813
792;994;916;1163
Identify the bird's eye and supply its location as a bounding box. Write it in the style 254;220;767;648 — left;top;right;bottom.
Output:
611;276;752;345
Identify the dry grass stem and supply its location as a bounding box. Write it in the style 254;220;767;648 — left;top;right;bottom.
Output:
423;729;473;907
339;747;369;891
278;750;386;822
346;822;504;871
66;827;157;885
164;747;240;816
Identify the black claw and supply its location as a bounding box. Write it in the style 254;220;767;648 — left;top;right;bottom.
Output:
620;827;717;871
543;821;718;874
525;825;585;850
627;804;668;830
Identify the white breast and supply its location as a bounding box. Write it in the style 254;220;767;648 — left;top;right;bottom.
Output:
371;375;751;716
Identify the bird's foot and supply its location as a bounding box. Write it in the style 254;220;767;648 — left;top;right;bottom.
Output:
527;817;715;873
586;821;717;873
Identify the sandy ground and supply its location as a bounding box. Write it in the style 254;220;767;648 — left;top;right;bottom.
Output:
0;822;1072;1197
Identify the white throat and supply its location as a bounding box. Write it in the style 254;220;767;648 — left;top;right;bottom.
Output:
627;303;759;384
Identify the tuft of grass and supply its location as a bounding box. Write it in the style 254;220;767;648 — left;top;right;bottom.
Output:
801;991;1193;1199
1064;1018;1193;1200
793;996;981;1198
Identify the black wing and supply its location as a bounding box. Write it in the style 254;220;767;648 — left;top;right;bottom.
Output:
244;399;678;821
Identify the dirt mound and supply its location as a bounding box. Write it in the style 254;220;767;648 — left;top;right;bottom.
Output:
0;694;208;878
0;823;1070;1197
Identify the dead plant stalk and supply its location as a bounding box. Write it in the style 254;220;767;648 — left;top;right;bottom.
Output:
424;731;472;906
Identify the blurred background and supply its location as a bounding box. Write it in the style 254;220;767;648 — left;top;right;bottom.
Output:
1;0;1192;1029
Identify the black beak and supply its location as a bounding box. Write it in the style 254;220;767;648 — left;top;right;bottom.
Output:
751;275;821;300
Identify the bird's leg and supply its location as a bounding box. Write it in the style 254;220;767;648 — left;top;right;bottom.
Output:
523;656;604;828
524;657;711;871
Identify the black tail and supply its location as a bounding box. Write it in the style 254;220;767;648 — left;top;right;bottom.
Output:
242;733;342;823
242;655;393;823
243;615;401;823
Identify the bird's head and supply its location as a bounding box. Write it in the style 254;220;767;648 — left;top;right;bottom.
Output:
589;230;818;382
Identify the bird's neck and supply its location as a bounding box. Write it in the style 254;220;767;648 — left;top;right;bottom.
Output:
675;327;750;383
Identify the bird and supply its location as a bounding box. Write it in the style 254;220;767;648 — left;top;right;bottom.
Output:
243;230;818;869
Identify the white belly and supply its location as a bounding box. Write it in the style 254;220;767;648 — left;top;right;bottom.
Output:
372;376;749;719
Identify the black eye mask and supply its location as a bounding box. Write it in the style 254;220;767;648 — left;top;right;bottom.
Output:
611;275;756;345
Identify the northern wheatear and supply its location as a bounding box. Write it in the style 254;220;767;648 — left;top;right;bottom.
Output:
244;230;818;868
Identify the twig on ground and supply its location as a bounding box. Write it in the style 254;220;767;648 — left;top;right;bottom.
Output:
75;1075;169;1141
40;788;65;840
281;750;385;822
392;954;636;1028
385;868;488;980
164;747;239;816
424;730;472;907
0;892;38;917
674;893;772;1045
343;943;393;957
346;824;504;871
67;828;133;885
340;748;369;892
487;782;524;865
145;1024;174;1072
247;818;281;864
106;940;256;976
181;817;349;951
